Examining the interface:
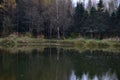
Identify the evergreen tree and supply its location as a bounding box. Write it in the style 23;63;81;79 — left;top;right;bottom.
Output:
83;0;109;38
98;0;103;9
87;0;92;11
72;3;85;34
109;5;120;37
115;5;120;36
83;7;97;38
109;12;117;37
97;0;109;38
16;0;28;33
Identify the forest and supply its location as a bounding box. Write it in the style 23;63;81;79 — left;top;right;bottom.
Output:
0;0;120;39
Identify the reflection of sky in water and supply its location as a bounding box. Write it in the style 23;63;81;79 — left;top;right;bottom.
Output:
70;71;76;80
70;71;118;80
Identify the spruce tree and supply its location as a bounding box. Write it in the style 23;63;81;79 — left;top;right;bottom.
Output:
83;0;109;38
115;5;120;36
72;3;85;34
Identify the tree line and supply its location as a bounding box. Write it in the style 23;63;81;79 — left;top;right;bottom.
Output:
0;0;120;39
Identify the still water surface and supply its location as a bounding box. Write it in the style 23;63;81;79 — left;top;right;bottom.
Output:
0;47;120;80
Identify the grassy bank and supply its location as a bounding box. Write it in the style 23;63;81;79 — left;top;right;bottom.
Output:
0;36;120;50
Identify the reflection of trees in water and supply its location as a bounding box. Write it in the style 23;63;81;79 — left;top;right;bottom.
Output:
0;48;72;80
28;48;72;80
71;71;118;80
68;50;120;80
0;48;120;80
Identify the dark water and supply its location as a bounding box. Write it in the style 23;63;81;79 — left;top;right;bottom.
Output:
0;47;120;80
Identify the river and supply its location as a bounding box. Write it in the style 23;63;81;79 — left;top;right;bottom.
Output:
0;47;120;80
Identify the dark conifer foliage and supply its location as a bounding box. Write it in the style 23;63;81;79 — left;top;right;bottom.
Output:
72;3;85;33
115;5;120;36
0;0;120;38
72;0;110;38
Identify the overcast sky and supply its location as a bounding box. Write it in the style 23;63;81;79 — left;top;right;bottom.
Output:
72;0;79;4
72;0;120;8
72;0;120;5
72;0;99;6
72;0;120;13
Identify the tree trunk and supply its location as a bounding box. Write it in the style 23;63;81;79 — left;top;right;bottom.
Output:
49;26;52;39
57;27;60;39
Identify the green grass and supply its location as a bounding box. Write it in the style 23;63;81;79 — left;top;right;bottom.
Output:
0;37;120;52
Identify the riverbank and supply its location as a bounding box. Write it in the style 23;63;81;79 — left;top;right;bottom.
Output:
0;35;119;53
0;36;120;50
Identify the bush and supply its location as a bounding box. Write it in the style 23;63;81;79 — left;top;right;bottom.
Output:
8;33;18;39
0;39;15;47
86;40;98;48
74;39;86;47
